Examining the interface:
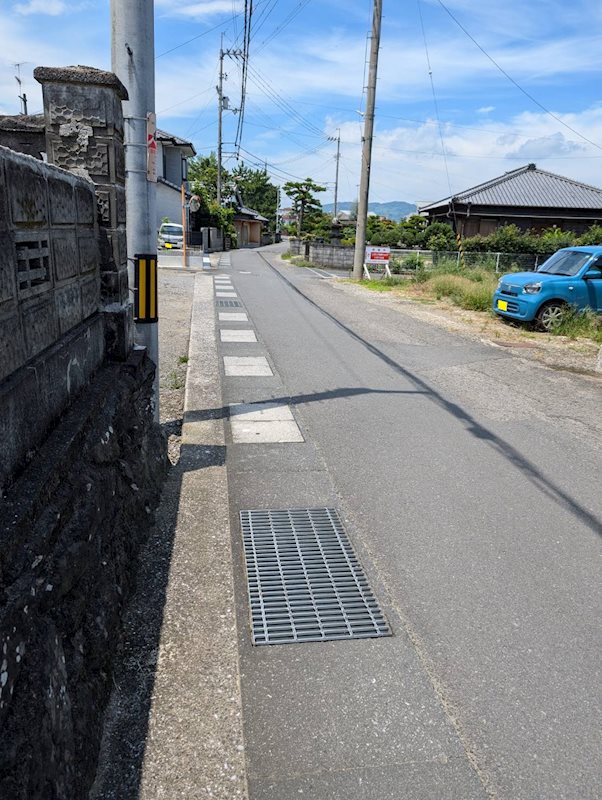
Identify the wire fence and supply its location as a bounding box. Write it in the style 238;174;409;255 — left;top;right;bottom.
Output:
384;249;553;275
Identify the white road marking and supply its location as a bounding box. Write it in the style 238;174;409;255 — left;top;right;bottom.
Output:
220;329;257;342
216;291;237;298
230;420;304;443
223;356;273;376
219;312;248;322
229;402;294;421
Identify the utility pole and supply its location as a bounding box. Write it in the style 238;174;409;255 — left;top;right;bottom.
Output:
334;128;341;218
14;64;28;115
353;0;383;279
275;185;280;239
217;40;242;206
111;0;159;418
217;35;224;206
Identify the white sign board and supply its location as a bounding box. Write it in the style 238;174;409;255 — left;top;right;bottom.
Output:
365;245;390;265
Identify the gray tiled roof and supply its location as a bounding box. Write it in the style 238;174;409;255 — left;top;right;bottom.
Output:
156;128;196;155
420;164;602;211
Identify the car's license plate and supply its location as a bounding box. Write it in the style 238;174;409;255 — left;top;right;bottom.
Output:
497;299;508;311
165;242;172;249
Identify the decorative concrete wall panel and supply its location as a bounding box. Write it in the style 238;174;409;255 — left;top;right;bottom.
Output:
52;229;79;281
49;176;76;224
55;282;83;335
80;274;100;319
76;183;96;224
22;294;59;360
0;233;17;304
0;157;9;230
0;313;25;382
7;159;48;224
78;232;99;274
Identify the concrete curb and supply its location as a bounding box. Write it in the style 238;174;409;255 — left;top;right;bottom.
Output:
138;273;248;799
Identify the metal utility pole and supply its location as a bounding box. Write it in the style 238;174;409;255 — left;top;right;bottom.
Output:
353;0;383;279
275;185;281;239
334;128;341;218
14;64;28;115
111;0;159;418
217;35;224;206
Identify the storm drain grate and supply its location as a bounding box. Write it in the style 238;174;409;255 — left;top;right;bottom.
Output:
240;508;391;645
216;299;242;307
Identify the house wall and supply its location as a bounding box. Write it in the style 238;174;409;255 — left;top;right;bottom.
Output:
156;180;183;229
162;145;184;186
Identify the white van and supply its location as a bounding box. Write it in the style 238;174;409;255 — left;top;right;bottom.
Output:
158;222;184;249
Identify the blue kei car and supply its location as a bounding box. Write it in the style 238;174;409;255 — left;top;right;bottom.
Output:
493;246;602;330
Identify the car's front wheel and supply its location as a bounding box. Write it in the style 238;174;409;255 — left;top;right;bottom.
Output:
535;300;567;331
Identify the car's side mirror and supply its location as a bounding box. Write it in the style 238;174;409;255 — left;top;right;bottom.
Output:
584;268;602;279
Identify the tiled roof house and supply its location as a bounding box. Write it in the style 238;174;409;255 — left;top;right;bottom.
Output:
419;163;602;236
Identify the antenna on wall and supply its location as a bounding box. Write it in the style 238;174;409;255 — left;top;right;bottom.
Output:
14;63;28;115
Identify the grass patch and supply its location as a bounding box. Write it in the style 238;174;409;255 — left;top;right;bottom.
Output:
167;370;185;390
178;355;189;364
281;251;293;260
290;256;315;268
553;307;602;343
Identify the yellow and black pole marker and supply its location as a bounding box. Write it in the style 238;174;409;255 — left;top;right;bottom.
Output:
134;253;158;323
456;229;466;270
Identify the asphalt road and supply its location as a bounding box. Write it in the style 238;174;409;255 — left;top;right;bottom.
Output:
220;244;601;800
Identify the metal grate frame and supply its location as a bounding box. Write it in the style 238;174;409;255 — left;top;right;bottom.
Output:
216;299;242;308
240;508;391;646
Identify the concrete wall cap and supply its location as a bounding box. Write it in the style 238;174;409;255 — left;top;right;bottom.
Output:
34;65;128;100
0;143;95;188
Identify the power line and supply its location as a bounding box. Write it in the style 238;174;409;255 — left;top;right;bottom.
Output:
255;0;312;54
434;0;602;152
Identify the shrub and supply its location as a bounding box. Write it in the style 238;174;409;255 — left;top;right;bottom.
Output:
402;253;424;271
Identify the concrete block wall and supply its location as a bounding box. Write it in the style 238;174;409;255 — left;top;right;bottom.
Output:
308;242;354;269
34;65;133;359
0;147;106;490
0;147;100;382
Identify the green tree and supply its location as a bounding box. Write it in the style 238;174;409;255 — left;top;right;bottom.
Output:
232;164;278;231
423;221;456;251
578;224;602;246
188;152;235;204
283;178;326;236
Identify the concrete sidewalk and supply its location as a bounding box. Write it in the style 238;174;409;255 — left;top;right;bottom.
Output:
92;273;248;799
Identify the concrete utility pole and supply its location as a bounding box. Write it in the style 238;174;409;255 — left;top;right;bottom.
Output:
334;128;341;218
111;0;159;417
217;35;224;206
353;0;383;279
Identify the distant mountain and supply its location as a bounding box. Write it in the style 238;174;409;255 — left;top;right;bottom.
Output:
322;201;416;222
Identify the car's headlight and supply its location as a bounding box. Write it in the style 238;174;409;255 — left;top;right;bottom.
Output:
497;277;503;288
522;282;542;294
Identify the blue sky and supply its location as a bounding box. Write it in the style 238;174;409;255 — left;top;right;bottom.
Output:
2;0;602;207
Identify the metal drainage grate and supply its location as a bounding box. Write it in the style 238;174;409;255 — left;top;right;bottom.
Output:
240;508;391;646
216;299;242;308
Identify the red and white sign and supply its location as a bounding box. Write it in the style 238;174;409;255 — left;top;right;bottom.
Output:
365;245;390;265
147;112;157;183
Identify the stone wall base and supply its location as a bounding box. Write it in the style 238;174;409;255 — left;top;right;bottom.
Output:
0;348;167;800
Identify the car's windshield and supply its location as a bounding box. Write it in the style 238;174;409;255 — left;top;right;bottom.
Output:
161;225;183;236
537;250;591;276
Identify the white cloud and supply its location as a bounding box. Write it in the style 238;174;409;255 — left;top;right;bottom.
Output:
156;0;243;19
13;0;67;15
477;106;495;114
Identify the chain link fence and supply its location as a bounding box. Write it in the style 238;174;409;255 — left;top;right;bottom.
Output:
385;249;554;275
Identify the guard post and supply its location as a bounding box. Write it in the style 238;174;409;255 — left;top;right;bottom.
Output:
134;253;158;323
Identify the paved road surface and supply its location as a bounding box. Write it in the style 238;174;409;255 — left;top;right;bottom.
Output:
218;245;601;799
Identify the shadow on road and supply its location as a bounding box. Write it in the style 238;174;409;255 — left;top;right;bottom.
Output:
260;252;602;539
